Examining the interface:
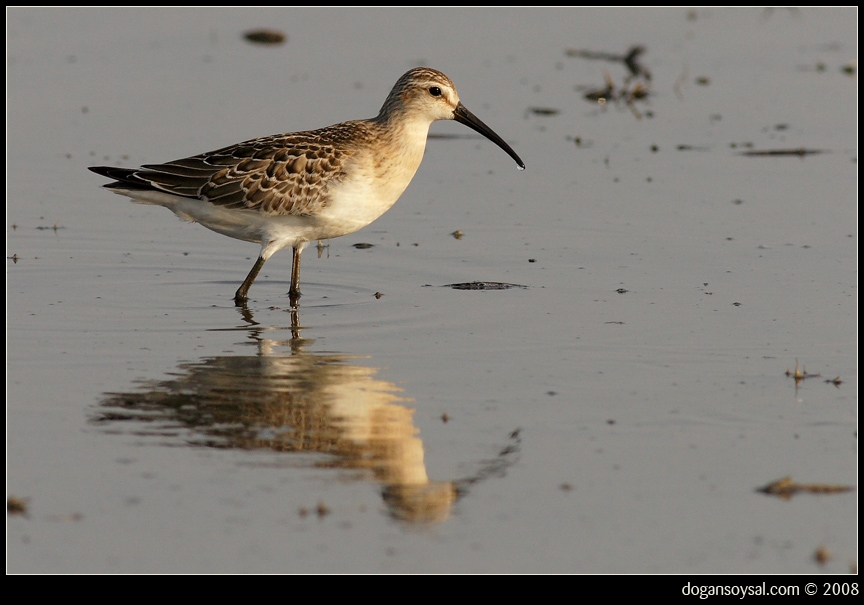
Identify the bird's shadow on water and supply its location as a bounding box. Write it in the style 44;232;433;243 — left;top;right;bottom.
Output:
93;303;521;526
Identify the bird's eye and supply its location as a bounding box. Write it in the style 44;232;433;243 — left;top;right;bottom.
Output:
429;86;442;97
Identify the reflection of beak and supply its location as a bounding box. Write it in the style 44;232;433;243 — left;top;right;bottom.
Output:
453;102;525;169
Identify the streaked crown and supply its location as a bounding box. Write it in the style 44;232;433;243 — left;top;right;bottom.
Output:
376;67;461;123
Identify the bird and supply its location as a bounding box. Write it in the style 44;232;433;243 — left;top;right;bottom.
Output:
90;67;525;307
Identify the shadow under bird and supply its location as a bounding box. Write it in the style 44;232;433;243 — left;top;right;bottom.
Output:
90;67;525;307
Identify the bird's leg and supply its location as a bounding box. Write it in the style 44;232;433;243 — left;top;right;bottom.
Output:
234;256;266;306
288;246;302;308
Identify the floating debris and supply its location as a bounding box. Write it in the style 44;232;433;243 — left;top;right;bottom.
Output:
785;359;821;383
582;71;615;103
757;476;854;500
445;281;527;290
243;29;287;45
794;59;857;76
814;546;832;567
577;61;651;118
352;242;374;249
739;148;826;157
7;496;29;516
526;107;560;117
566;45;649;78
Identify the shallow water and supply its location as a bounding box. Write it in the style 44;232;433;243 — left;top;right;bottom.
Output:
7;7;857;573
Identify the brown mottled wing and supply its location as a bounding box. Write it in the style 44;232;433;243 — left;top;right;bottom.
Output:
133;129;358;216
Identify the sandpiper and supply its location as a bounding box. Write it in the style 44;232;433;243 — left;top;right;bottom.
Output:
90;67;525;306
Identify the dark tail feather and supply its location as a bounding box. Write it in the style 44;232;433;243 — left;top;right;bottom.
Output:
88;166;154;190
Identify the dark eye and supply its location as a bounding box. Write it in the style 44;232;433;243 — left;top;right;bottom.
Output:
428;86;442;97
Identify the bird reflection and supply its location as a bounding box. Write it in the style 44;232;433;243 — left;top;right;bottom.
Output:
96;304;519;525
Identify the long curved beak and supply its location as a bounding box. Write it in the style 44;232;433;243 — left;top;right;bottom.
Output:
453;102;525;169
